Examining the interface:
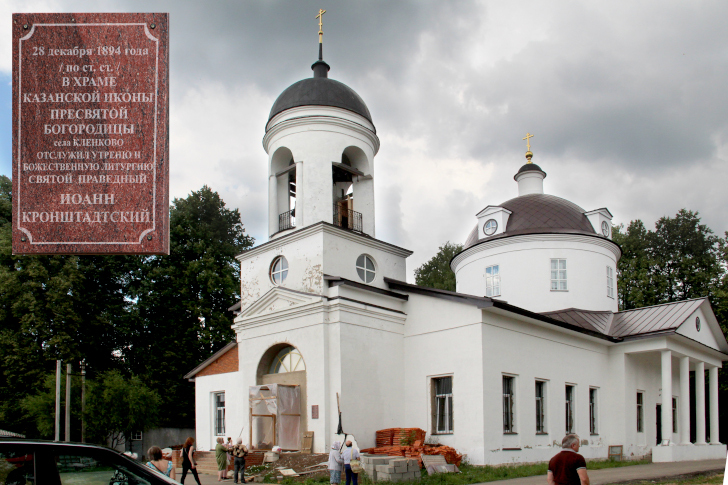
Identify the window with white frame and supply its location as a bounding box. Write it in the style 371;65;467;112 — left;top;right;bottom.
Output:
131;431;143;441
432;376;453;434
607;266;614;298
270;256;288;285
486;265;501;297
535;381;546;434
551;259;567;290
565;385;575;434
636;392;644;432
589;388;598;434
356;254;376;283
214;392;226;436
503;376;516;433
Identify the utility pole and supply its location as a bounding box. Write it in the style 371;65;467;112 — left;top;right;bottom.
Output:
65;363;72;442
54;360;61;442
81;361;86;443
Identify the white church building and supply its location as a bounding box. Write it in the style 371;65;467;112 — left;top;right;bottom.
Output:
186;37;727;465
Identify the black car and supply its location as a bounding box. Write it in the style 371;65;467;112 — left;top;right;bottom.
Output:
0;439;178;484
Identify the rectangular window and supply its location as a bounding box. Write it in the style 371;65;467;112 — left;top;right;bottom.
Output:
551;259;568;290
565;385;575;434
606;266;614;298
589;388;598;435
432;376;453;434
535;381;546;434
214;392;226;436
637;392;644;432
485;265;501;297
672;397;678;433
503;376;515;433
131;431;143;441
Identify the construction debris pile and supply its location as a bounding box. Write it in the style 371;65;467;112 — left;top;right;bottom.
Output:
361;428;463;467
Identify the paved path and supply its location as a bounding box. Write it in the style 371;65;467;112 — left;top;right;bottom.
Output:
485;459;725;485
174;459;725;485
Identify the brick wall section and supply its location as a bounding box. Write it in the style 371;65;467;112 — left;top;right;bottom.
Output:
197;344;238;377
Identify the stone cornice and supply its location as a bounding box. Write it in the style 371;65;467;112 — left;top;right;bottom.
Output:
451;232;622;270
236;222;412;263
263;107;380;155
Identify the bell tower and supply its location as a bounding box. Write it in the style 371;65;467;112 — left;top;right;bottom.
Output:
263;13;379;240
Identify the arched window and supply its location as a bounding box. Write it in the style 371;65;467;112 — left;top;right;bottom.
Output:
269;346;305;374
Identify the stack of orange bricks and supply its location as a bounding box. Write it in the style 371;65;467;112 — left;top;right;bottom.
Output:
361;428;463;467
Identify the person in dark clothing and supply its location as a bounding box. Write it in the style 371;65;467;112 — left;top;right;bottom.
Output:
231;438;248;483
547;434;589;485
181;436;202;485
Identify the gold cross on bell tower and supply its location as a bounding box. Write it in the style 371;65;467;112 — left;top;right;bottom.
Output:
316;9;326;44
522;132;534;163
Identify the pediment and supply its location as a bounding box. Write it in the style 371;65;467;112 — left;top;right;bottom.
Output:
237;287;323;320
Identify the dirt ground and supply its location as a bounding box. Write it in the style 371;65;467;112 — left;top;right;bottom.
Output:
247;453;330;482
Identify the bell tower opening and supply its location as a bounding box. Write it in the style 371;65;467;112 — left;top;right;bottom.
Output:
270;147;297;234
332;146;370;233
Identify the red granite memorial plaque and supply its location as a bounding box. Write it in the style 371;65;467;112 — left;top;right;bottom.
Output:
12;13;169;254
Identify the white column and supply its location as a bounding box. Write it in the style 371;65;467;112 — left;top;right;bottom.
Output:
295;161;304;228
661;350;673;445
679;356;691;445
709;366;720;444
268;174;277;237
695;361;706;445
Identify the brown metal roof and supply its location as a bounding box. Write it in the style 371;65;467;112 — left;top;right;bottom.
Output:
465;194;598;249
542;298;707;338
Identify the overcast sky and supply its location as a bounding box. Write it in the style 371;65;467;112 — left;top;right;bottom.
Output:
2;1;727;280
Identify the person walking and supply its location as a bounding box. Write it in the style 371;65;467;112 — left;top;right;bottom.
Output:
216;437;229;481
231;438;248;484
328;441;343;484
547;434;589;485
146;446;176;480
341;440;359;485
181;437;202;485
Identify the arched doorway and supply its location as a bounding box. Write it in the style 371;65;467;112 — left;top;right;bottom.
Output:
252;344;307;450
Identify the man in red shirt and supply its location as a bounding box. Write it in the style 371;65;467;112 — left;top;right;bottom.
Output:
547;434;589;485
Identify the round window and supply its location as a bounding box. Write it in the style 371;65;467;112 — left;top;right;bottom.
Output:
484;219;498;236
601;221;610;237
356;254;376;283
696;316;701;332
270;256;288;284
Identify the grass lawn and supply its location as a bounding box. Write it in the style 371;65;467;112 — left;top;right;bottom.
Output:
605;471;723;485
283;458;650;485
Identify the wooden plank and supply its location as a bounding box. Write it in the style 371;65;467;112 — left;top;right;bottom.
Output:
301;431;314;454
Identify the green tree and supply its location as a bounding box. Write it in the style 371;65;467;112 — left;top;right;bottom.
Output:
21;370;160;447
414;242;463;292
651;209;721;302
612;220;664;310
127;186;253;427
0;176;134;436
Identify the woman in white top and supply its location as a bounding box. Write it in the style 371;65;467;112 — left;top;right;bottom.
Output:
341;441;360;485
328;441;343;484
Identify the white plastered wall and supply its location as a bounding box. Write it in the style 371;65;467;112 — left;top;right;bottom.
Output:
193;370;246;452
237;224;411;312
401;293;487;463
479;309;611;464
